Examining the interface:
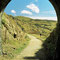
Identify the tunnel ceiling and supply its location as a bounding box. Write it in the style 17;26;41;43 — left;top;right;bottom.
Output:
0;0;11;12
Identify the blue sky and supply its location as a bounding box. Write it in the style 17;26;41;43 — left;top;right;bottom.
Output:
4;0;57;21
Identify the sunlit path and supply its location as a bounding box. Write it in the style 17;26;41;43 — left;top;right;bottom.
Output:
13;34;43;60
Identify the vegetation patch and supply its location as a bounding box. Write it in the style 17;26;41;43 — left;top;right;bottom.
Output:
0;13;30;60
0;13;57;60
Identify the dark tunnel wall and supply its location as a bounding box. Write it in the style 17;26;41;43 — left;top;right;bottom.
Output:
49;0;60;60
0;0;11;12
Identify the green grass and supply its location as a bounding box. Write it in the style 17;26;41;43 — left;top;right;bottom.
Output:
15;16;57;35
31;34;48;41
0;13;31;60
0;13;57;60
1;35;30;60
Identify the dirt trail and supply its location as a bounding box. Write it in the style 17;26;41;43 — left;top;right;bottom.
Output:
13;34;43;60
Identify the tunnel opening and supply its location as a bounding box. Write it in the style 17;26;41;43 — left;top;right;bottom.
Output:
0;0;60;60
13;33;17;38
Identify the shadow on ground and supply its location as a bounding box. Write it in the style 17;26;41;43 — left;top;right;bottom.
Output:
24;28;58;60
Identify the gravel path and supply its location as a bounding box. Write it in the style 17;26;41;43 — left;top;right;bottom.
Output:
13;34;43;60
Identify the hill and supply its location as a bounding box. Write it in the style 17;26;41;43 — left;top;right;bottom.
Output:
1;13;30;59
0;13;57;60
14;15;57;41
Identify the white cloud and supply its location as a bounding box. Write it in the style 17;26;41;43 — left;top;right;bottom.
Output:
41;11;56;14
28;16;57;21
35;0;38;2
21;10;32;15
11;10;16;14
26;3;40;13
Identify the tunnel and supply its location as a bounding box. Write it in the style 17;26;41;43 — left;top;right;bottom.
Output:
0;0;60;60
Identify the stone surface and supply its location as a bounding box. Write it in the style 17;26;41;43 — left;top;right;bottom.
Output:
49;0;60;60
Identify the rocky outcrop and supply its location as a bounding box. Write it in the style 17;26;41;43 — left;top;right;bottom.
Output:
0;0;11;55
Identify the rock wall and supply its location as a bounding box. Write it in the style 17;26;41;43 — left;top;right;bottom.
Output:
0;0;11;55
49;0;60;59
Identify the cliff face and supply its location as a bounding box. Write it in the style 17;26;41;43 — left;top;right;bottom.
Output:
0;13;30;58
0;0;11;55
2;13;26;43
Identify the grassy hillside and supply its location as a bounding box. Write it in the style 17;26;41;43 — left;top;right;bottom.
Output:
14;16;57;41
0;13;30;59
13;15;57;60
0;13;57;60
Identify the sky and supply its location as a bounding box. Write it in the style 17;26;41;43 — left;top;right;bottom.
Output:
4;0;57;21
